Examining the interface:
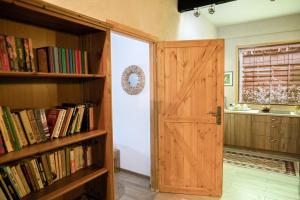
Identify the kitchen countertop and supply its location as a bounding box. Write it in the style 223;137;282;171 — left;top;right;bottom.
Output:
224;109;300;118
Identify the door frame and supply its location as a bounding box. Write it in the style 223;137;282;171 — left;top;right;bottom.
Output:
107;20;160;191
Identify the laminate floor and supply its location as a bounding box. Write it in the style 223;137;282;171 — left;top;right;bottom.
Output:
115;161;300;200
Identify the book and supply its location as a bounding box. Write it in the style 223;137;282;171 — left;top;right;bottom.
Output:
86;145;92;167
54;151;60;180
72;49;76;74
58;48;62;73
53;47;59;73
12;113;28;147
5;36;18;71
0;185;8;200
35;157;47;186
27;110;42;143
41;154;53;185
65;48;70;73
59;107;74;137
75;105;85;132
65;147;71;176
36;47;49;72
29;159;44;189
0;35;10;71
23;162;38;192
70;148;75;174
48;47;54;72
9;113;24;148
15;37;26;72
53;109;66;138
33;109;49;141
27;38;35;72
23;38;31;72
0;169;19;200
0;108;13;152
0;173;14;200
60;149;66;178
20;163;35;192
0;133;5;155
10;166;27;196
48;153;58;182
81;50;85;74
2;166;23;198
61;48;67;73
2;106;21;150
15;164;31;195
19;110;37;145
84;50;88;74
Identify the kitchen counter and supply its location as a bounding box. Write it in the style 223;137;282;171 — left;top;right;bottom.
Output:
224;109;300;117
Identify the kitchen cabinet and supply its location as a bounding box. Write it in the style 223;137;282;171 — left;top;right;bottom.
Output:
224;113;300;154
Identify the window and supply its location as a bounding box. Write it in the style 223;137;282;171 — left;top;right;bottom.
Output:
238;42;300;105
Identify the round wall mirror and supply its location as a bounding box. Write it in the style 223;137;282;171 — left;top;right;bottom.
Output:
121;65;145;95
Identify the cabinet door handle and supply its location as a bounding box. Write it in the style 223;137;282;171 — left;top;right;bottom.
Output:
271;126;277;128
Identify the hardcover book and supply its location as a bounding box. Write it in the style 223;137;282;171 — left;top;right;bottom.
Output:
15;37;26;72
5;36;18;71
0;35;10;71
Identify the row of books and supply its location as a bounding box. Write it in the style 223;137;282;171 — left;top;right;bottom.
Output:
0;35;35;72
0;144;93;199
37;47;89;74
0;104;95;155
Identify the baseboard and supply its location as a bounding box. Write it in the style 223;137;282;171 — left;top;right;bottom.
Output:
117;168;150;179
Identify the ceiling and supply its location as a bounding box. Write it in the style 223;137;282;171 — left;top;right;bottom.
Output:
197;0;300;26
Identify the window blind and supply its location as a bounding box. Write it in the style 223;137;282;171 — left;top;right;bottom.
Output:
239;43;300;105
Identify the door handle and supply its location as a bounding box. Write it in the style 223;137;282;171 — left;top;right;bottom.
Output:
208;106;222;125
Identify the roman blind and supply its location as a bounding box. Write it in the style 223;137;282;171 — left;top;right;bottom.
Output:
239;42;300;105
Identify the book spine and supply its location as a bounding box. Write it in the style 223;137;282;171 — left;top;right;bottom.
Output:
65;147;71;176
70;149;75;174
61;48;67;73
27;110;42;143
23;38;31;72
2;166;23;198
33;109;47;142
0;167;20;199
12;114;28;147
68;48;73;74
84;51;88;74
81;50;85;74
40;109;50;139
36;157;47;186
0;108;14;152
0;173;14;200
47;47;55;73
10;166;27;196
41;155;53;185
5;36;18;71
0;35;10;71
16;164;31;195
53;47;59;73
27;38;35;72
20;163;35;192
2;107;21;150
0;133;5;155
65;48;70;73
19;111;36;145
24;161;39;191
30;159;44;189
36;47;49;72
58;48;62;73
72;49;76;74
15;37;26;72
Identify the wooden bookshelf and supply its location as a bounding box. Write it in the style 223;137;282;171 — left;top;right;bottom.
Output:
0;130;107;165
22;166;108;200
0;0;114;199
0;71;105;78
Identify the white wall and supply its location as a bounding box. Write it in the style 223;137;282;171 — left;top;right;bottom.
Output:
218;14;300;105
177;11;217;40
111;32;150;176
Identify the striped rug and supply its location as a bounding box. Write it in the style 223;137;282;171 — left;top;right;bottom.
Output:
224;150;299;177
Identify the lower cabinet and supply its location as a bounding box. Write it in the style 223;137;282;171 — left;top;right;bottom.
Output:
224;113;300;154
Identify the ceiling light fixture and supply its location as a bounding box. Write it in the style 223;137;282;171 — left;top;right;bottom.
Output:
208;4;216;14
193;7;200;17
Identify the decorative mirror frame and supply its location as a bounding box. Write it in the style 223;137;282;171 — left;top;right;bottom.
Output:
121;65;145;95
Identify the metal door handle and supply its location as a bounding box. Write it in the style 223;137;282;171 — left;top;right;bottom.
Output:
209;106;222;125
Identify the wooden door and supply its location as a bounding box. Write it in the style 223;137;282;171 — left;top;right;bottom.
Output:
157;40;224;196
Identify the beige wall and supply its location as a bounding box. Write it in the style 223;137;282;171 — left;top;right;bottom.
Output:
44;0;217;40
218;14;300;108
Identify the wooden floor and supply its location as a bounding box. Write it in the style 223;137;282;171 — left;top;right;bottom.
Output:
115;162;300;200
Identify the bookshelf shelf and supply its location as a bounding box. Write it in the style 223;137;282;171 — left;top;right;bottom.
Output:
0;130;107;165
0;71;105;78
22;166;108;200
